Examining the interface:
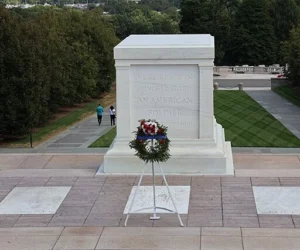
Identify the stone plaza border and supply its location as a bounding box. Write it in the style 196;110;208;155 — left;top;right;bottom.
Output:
2;227;300;250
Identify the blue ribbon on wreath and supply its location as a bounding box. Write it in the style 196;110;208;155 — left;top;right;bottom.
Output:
137;135;167;140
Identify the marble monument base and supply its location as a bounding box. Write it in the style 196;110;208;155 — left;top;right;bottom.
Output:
99;121;234;175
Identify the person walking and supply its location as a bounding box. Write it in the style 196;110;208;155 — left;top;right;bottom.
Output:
109;105;116;126
96;104;104;126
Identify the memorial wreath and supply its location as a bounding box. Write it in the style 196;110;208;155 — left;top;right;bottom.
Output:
129;119;170;163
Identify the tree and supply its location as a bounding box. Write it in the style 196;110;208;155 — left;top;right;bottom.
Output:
139;0;172;11
103;0;138;14
224;0;241;16
273;0;300;42
83;9;119;93
271;0;300;64
113;7;179;40
179;0;231;64
162;6;180;22
225;0;276;66
285;27;300;85
149;10;179;34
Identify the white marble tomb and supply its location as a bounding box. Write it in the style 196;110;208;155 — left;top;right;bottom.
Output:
101;34;234;174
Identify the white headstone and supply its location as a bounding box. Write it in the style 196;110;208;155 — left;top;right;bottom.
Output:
101;34;233;175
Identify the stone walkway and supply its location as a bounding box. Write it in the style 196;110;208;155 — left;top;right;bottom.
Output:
247;90;300;139
36;105;115;151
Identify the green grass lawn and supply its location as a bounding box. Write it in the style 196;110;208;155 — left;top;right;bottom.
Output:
89;90;300;148
214;91;300;147
89;127;116;147
273;85;300;108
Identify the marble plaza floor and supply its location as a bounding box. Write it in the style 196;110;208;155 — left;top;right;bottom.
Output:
1;154;300;249
2;174;300;228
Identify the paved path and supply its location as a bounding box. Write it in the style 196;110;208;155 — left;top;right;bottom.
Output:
247;90;300;139
36;106;115;151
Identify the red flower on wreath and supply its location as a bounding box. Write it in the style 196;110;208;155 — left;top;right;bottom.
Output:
141;120;158;135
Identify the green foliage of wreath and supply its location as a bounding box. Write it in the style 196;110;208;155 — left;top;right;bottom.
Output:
129;120;171;163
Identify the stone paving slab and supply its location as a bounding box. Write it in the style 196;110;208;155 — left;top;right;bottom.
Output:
19;155;53;169
0;169;97;177
234;154;300;177
0;235;59;250
0;154;103;170
2;226;300;249
45;155;103;169
0;155;28;170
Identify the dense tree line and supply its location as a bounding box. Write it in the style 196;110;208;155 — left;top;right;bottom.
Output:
111;7;179;39
0;6;118;137
2;0;300;138
0;2;179;138
103;0;180;39
180;0;300;66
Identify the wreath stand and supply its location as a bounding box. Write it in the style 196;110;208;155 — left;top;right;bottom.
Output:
124;137;184;227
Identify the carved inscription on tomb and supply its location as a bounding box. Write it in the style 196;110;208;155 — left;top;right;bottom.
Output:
131;65;199;138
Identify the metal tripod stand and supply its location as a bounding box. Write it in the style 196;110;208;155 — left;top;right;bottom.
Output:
124;138;184;227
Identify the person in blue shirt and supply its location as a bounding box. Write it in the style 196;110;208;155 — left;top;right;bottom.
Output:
96;104;104;126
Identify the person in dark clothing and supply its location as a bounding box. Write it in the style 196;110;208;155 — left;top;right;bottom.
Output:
109;105;116;126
